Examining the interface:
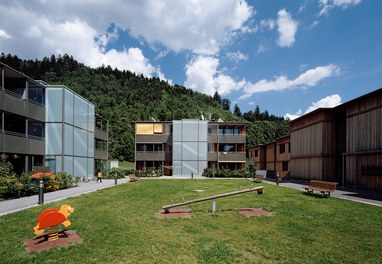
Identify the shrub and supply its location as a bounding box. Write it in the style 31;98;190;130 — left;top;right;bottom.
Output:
135;169;162;177
103;168;126;179
55;172;76;189
0;174;20;199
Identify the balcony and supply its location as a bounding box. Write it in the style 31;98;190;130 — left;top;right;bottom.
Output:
0;130;44;155
135;151;166;161
136;134;170;143
3;90;27;116
95;127;108;141
218;152;246;162
1;90;45;121
218;135;246;144
95;149;108;160
208;134;218;143
208;152;218;161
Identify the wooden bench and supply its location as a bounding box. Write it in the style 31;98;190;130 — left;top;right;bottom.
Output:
128;174;139;182
304;180;337;197
253;175;264;183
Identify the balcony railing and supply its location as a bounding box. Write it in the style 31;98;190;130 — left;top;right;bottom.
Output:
4;89;23;99
4;130;26;138
218;152;246;162
136;151;167;161
218;135;246;144
136;134;171;143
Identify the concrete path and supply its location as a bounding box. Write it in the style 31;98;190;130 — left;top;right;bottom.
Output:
264;179;382;207
0;178;131;216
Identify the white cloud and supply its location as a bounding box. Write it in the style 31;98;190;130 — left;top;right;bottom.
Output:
305;94;342;113
0;29;11;39
240;64;340;98
276;9;298;48
227;51;249;62
0;4;164;78
259;19;276;31
0;0;254;80
184;56;245;96
257;43;269;54
284;109;303;120
319;0;362;16
284;94;342;120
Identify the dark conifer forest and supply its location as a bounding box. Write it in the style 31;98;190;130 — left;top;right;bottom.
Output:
1;53;290;161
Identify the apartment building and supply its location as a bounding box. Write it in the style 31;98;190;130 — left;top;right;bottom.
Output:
0;62;108;177
134;120;246;176
248;135;290;178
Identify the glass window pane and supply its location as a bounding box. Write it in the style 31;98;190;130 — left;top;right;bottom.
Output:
64;89;74;125
198;121;208;141
74;157;87;177
182;142;198;160
45;123;62;155
182;121;198;141
198;142;207;160
74;128;87;156
64;124;73;155
88;104;95;132
46;87;63;122
64;156;73;176
173;121;181;141
88;131;94;157
74;95;88;130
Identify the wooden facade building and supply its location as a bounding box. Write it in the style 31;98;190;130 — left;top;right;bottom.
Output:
290;88;382;190
248;135;290;179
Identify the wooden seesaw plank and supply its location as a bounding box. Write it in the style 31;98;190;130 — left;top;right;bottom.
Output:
162;186;263;213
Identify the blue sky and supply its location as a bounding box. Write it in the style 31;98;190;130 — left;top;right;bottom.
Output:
1;0;381;119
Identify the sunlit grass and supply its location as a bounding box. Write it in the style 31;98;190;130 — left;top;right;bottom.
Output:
0;179;381;263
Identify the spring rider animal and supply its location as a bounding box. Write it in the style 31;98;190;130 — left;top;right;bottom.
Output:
33;204;74;241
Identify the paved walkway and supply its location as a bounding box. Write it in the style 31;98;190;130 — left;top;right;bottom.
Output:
265;179;382;207
0;178;131;216
1;176;381;216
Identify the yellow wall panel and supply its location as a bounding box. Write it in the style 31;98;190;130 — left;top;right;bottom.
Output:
153;124;163;134
136;124;154;135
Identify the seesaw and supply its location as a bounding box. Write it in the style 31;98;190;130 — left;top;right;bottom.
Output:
162;186;263;213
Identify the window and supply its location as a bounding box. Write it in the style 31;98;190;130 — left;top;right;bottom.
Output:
288;142;290;153
282;161;288;171
255;150;258;157
279;143;285;154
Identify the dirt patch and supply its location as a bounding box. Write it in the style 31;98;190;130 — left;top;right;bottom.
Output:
24;230;82;253
158;208;192;219
239;208;272;217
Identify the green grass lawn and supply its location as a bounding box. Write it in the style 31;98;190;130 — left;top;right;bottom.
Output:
118;161;135;169
1;179;381;264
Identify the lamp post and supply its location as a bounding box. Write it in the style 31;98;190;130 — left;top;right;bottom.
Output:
38;179;44;204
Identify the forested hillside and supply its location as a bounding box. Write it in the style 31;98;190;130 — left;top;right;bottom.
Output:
1;53;289;161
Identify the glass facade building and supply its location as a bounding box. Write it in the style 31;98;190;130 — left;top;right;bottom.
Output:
45;85;95;177
135;120;246;177
172;120;208;177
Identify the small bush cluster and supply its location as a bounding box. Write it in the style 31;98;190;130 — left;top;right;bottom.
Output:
135;169;163;177
203;161;257;178
103;167;135;179
0;154;77;199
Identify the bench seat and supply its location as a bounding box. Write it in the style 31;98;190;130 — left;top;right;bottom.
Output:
128;174;139;182
304;180;337;197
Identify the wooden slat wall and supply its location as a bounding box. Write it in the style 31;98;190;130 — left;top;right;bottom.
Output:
290;110;337;180
346;154;382;189
265;143;275;170
347;108;382;152
345;91;382;190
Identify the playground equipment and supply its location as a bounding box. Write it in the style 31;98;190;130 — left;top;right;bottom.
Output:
33;204;74;241
162;186;263;213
